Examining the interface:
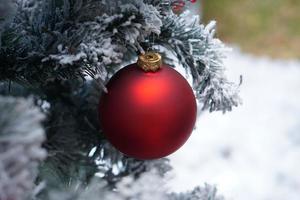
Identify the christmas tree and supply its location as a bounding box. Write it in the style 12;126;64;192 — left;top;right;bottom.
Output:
0;0;240;199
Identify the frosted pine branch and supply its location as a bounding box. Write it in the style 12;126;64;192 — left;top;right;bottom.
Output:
43;170;224;200
158;14;240;112
0;0;15;31
169;184;225;200
0;96;46;200
0;0;162;90
0;0;16;47
0;0;240;114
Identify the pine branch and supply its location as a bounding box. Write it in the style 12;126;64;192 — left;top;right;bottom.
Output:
0;0;162;92
0;0;17;47
39;170;224;200
170;184;225;200
158;13;240;112
0;0;240;113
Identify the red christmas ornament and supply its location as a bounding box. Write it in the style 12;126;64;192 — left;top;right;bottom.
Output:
99;53;197;160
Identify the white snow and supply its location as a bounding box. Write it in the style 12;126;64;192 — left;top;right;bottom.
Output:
168;49;300;200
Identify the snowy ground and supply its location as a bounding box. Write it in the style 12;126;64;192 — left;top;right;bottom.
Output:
168;49;300;200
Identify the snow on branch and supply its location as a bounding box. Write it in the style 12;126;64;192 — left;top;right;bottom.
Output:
0;0;162;90
42;170;224;200
159;14;240;112
0;0;16;47
0;96;46;200
0;0;240;112
170;184;225;200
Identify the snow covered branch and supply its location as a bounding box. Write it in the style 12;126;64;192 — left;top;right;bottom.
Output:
0;96;46;200
0;0;17;47
0;0;240;113
158;14;240;112
41;170;224;200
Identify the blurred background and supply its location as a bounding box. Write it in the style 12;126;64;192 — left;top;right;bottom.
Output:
203;0;300;58
169;1;300;200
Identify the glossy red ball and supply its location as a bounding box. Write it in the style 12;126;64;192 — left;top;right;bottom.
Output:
99;63;197;159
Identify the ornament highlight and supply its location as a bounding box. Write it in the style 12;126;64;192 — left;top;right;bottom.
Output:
99;52;197;160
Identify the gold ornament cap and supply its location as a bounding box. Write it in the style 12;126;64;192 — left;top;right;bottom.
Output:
137;52;162;72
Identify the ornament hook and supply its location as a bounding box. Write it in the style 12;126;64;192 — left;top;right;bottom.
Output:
137;52;162;72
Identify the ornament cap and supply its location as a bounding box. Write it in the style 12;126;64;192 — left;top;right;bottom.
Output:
137;52;162;72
